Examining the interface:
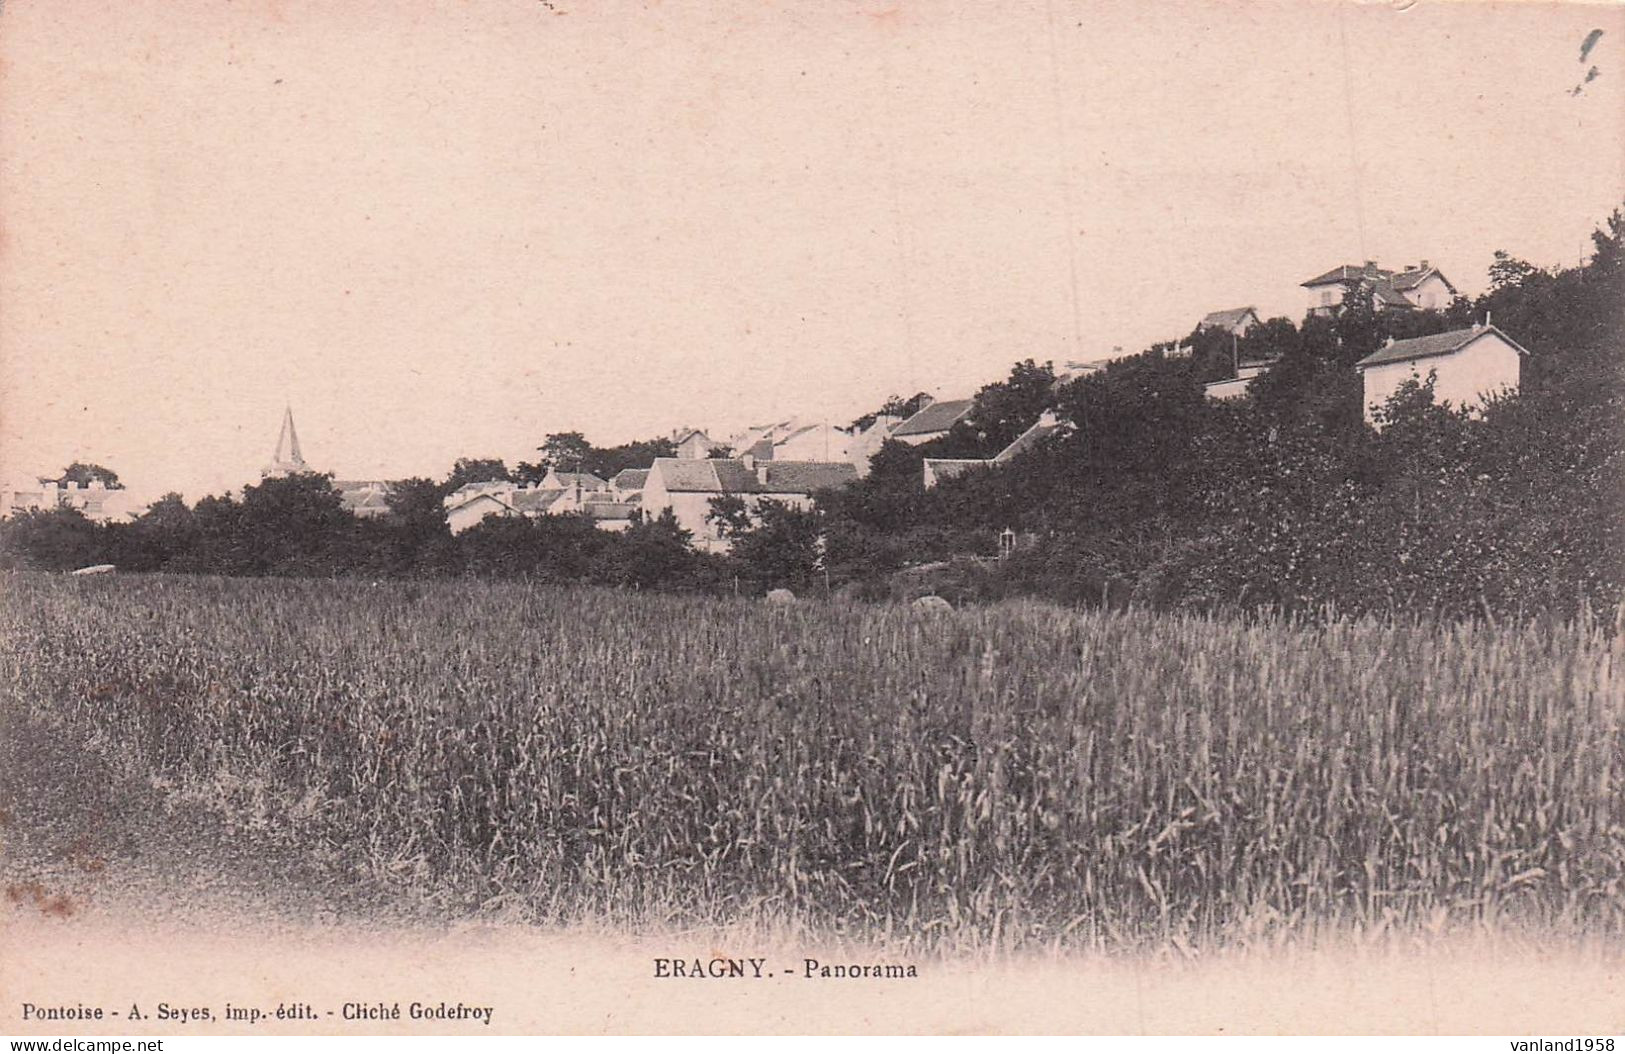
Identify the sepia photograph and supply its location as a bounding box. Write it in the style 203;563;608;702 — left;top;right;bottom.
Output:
1;0;1622;1039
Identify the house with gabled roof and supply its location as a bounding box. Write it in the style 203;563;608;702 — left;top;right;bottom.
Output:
1198;306;1261;336
671;429;722;460
641;455;857;551
610;468;650;502
891;397;975;446
922;411;1072;488
1303;260;1457;318
1354;323;1527;426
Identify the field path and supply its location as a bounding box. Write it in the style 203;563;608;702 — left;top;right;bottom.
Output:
3;703;1623;1035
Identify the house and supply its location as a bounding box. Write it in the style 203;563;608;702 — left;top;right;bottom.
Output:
922;411;1072;488
1354;323;1527;426
921;458;990;489
772;422;852;463
610;468;649;502
891;397;975;446
1203;363;1273;402
641;455;857;551
444;488;520;535
334;479;394;519
1302;261;1457;317
1199;306;1261;336
537;468;609;494
583;501;640;532
1;478;149;523
671;429;722;460
846;414;900;477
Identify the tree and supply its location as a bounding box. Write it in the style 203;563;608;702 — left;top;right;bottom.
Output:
57;462;122;488
851;392;931;432
723;498;825;591
537;432;593;474
595;509;697;589
965;359;1057;450
0;507;106;570
444;458;512;492
234;473;357;576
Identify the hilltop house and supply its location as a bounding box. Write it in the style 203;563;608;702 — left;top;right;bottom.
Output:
1354;323;1527;426
1303;261;1457;317
1199;306;1261;336
922;411;1072;488
891;397;975;446
641;455;857;551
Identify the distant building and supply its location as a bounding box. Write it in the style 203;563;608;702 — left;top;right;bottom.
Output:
1203;363;1273;402
1302;261;1456;318
1;477;149;523
262;406;311;478
922;411;1072;488
846;414;900;477
1354;323;1527;426
891;397;975;446
771;422;852;463
641;455;857;551
610;468;650;502
1198;306;1261;336
334;479;393;519
671;429;722;460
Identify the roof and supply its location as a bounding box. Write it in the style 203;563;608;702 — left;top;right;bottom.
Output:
447;492;514;514
510;489;565;512
892;398;975;437
923;458;990;485
649;457;857;495
1354;324;1530;370
1199;306;1259;329
1371;281;1415;309
1302;263;1393;288
584;502;639;520
547;472;608;490
612;468;650;491
992;415;1070;464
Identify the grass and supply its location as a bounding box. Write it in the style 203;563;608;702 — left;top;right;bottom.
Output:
1;571;1620;954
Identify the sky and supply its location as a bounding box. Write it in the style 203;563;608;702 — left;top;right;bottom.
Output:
2;0;1621;500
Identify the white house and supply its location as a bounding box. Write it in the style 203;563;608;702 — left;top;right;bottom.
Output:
846;414;900;477
1303;261;1457;317
671;429;721;460
641;455;857;551
1203;363;1273;402
1;478;149;523
772;422;853;463
1199;306;1261;336
1354;323;1527;426
890;397;975;446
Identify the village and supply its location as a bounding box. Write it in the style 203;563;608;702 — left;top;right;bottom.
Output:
1;255;1529;557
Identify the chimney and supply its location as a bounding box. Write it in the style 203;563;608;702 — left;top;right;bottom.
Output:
1364;260;1378;273
1420;259;1429;270
1384;336;1396;348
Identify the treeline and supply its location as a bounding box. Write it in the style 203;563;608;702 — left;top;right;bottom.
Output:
4;211;1621;619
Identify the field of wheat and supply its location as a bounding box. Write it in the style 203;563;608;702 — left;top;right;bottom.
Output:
1;572;1620;952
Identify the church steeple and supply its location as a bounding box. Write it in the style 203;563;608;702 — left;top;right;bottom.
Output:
262;405;311;478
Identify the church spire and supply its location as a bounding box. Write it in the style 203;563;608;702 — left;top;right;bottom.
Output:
262;405;311;478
